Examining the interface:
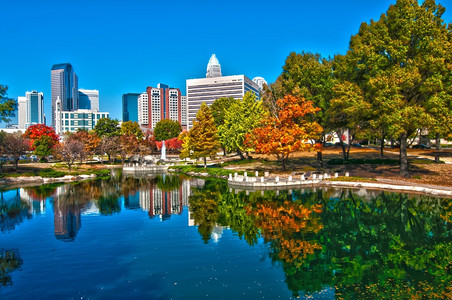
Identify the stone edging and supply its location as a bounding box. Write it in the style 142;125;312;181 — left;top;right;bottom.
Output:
0;174;98;187
321;181;452;198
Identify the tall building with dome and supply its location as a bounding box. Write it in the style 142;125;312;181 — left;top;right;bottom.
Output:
252;77;267;91
186;54;260;130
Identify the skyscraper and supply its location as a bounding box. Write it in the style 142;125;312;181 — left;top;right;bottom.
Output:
137;83;184;130
78;89;99;112
17;97;27;129
122;93;140;122
17;91;44;129
51;63;78;128
137;92;149;127
186;55;260;130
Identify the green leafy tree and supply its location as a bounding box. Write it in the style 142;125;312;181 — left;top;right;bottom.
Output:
32;135;55;161
325;81;371;162
218;91;267;159
153;119;182;141
120;121;143;139
182;103;220;167
272;52;334;142
94;118;120;138
340;0;452;177
0;85;17;123
210;97;237;155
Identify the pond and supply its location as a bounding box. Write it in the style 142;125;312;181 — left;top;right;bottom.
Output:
1;173;451;299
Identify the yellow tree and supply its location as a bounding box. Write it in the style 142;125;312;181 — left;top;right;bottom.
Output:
245;95;322;170
181;103;220;167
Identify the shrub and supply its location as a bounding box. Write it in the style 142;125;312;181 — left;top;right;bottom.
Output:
328;176;377;182
38;169;67;178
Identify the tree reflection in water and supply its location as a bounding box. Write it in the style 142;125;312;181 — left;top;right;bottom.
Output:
0;249;22;286
189;181;452;298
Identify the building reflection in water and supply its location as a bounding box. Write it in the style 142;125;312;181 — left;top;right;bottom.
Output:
52;186;82;242
0;190;32;232
139;178;190;221
20;188;47;215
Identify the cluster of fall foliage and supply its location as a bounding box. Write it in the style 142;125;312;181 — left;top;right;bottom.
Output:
0;118;185;172
180;92;322;169
245;95;323;170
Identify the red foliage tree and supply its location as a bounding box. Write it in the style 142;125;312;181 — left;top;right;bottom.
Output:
23;124;59;150
155;137;183;151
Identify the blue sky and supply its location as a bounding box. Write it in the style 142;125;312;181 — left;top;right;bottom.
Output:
1;0;451;124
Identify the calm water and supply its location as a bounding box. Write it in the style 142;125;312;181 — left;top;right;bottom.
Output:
1;173;451;299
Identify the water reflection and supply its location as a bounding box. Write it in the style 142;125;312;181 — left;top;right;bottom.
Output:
1;174;197;241
2;175;450;298
0;249;22;286
0;190;32;232
138;175;190;221
190;184;452;298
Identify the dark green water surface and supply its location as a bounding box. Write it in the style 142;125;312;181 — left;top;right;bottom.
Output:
0;173;451;299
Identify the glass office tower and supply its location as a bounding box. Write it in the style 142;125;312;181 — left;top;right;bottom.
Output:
122;93;140;122
51;63;78;128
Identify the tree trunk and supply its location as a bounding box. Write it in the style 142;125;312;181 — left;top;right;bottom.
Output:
223;147;227;157
317;151;323;169
380;133;386;157
281;157;287;171
236;149;245;160
203;157;207;168
436;133;441;150
399;132;409;177
340;142;347;164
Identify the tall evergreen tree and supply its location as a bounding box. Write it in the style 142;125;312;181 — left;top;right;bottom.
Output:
183;103;220;167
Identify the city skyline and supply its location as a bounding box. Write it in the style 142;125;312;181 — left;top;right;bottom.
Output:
1;0;451;125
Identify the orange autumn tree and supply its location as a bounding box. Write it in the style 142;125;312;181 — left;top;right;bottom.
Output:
245;95;322;170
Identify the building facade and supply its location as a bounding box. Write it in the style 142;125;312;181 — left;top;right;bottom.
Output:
51;63;78;128
122;93;140;122
78;89;99;112
137;83;185;130
137;92;149;127
54;97;109;134
17;91;44;129
186;75;260;129
18;97;27;129
252;76;267;91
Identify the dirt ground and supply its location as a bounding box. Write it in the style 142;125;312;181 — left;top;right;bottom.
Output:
223;146;452;188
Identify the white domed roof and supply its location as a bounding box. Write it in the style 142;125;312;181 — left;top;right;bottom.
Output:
206;54;222;78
